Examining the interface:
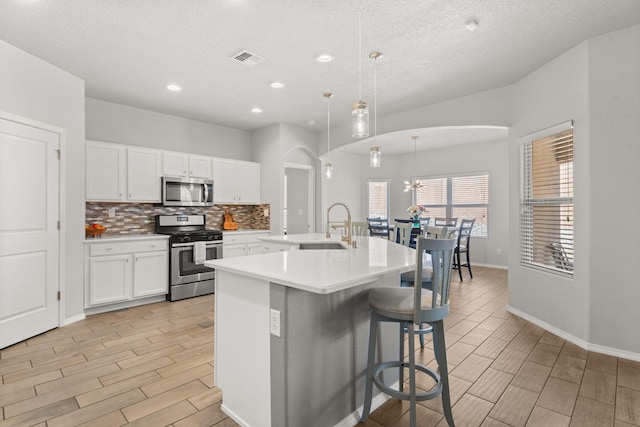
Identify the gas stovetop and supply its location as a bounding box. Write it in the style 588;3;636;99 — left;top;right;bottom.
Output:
155;214;222;244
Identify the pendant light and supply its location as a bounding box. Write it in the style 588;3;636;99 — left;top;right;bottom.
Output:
404;136;426;192
369;51;382;167
352;17;369;138
324;92;333;179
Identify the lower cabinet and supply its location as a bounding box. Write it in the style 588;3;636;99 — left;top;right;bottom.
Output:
222;231;270;258
85;237;169;310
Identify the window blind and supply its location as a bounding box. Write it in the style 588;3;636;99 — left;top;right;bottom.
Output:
520;124;574;275
415;174;489;237
367;180;389;218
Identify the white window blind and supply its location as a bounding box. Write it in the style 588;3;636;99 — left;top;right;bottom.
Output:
415;174;489;237
520;122;574;275
367;180;389;219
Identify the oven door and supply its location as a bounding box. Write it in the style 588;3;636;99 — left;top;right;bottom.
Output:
171;242;222;285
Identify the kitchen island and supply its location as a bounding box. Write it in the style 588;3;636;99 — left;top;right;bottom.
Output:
205;234;415;427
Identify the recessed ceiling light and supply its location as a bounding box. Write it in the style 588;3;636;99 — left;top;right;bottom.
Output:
315;54;335;63
251;107;263;114
166;84;182;92
269;82;285;89
465;19;479;31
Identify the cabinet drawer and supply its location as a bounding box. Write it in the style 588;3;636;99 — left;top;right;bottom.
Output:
223;232;269;245
89;240;167;256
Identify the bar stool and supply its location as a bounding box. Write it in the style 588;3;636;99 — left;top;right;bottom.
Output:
361;237;456;427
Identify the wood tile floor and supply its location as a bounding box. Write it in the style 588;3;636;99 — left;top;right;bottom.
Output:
1;266;639;426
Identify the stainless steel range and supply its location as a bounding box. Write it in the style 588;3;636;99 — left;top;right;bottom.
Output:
155;214;223;301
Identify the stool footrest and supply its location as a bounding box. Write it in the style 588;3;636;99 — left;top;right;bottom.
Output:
372;360;442;402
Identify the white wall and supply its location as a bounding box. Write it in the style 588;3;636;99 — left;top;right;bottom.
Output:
86;98;251;159
509;24;640;357
0;40;86;322
322;151;365;226
252;124;283;234
587;25;640;355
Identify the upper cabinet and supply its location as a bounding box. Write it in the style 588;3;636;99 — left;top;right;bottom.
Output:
163;152;212;179
86;141;161;202
127;147;161;202
86;141;125;201
86;141;260;205
212;158;260;204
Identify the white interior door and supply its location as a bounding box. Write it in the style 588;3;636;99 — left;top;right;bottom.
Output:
0;118;60;349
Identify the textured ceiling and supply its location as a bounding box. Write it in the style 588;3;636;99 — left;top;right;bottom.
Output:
1;0;639;136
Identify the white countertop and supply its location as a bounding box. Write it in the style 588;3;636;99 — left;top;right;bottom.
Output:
206;233;415;294
221;229;270;235
83;234;170;243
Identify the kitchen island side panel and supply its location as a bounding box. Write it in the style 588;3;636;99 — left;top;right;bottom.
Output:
270;275;400;427
215;270;271;427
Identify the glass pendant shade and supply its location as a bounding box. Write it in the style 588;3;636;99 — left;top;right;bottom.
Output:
352;101;369;138
370;147;381;167
325;162;333;179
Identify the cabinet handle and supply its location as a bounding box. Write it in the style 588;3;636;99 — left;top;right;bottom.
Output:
119;193;122;197
129;193;132;198
105;247;112;251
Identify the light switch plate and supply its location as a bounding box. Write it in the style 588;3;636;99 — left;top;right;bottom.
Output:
270;309;281;337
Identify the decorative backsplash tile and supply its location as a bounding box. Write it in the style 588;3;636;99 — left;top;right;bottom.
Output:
86;202;270;236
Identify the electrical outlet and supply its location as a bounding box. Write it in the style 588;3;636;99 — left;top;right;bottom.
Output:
270;309;281;337
264;208;270;217
108;207;116;218
497;248;502;255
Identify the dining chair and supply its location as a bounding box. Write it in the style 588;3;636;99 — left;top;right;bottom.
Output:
453;218;475;281
425;225;448;239
367;217;390;239
361;237;457;427
434;217;458;227
351;221;368;237
394;221;413;247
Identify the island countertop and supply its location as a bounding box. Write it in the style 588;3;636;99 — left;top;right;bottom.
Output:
205;233;415;294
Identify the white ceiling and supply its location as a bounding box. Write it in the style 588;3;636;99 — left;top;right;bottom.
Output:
1;0;639;136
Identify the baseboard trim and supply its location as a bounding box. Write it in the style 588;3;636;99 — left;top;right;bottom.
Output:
220;404;251;427
63;313;86;326
334;384;396;427
473;262;508;269
507;305;640;362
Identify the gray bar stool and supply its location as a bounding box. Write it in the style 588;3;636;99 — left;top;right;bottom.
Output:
360;237;456;427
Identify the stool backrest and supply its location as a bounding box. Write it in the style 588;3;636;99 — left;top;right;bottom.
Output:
352;221;369;236
457;218;475;247
414;237;456;323
425;225;448;239
367;217;390;238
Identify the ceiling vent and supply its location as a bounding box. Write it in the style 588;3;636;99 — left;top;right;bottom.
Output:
231;50;265;66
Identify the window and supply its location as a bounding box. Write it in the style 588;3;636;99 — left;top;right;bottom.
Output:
367;180;389;219
415;174;489;237
520;121;574;276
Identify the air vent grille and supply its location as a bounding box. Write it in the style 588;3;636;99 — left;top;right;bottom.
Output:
231;50;265;66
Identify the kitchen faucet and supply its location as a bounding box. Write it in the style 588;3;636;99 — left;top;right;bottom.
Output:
326;202;355;248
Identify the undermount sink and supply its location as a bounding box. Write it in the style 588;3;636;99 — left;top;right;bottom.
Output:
298;242;347;250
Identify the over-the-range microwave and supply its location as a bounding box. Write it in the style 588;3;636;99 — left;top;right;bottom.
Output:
162;176;214;207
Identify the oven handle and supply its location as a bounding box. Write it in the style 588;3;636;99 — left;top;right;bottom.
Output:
171;241;222;248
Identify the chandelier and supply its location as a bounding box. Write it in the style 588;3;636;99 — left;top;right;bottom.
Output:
404;136;426;192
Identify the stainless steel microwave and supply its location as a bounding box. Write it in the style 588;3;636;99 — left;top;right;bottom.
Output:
162;177;214;207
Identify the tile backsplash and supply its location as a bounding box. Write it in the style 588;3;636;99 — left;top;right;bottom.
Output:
86;202;270;236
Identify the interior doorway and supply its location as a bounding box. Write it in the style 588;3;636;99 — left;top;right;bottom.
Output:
284;163;315;235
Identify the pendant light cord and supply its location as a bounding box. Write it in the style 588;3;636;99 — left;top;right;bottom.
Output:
358;16;362;101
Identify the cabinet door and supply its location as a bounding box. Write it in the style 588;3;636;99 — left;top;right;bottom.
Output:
236;161;260;204
212;158;237;203
133;251;168;298
246;242;268;256
189;155;212;179
223;244;246;258
127;147;161;202
88;255;131;306
163;152;188;177
86;141;125;201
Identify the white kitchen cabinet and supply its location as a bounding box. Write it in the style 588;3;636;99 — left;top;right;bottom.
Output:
88;254;131;306
86;141;125;201
127;147;161;202
163;151;188;178
212;158;260;204
222;231;270;258
132;251;169;297
84;237;169;311
189;155;212;179
163;152;212;179
86;141;161;202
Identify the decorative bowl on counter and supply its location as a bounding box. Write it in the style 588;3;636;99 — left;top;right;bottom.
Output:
85;224;107;238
